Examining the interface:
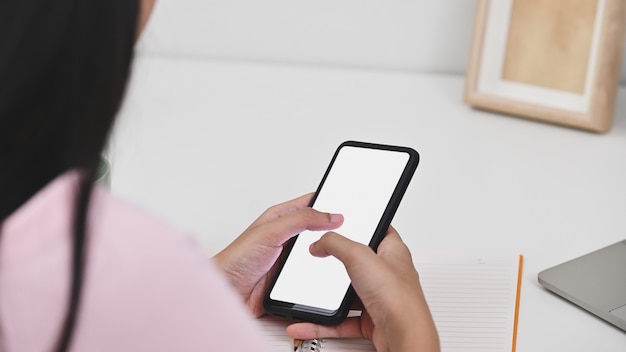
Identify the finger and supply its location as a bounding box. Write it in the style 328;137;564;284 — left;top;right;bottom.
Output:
256;208;343;246
309;232;374;265
376;226;413;261
286;317;365;340
383;225;402;243
252;193;315;226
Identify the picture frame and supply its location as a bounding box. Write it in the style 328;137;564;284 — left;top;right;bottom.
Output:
464;0;626;133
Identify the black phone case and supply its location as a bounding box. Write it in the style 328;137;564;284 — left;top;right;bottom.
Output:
263;140;419;325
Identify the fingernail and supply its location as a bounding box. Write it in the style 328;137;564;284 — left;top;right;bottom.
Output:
330;213;343;224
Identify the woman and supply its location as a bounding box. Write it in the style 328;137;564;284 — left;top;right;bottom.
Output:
0;1;439;351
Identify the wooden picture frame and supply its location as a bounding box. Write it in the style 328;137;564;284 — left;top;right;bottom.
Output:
465;0;626;132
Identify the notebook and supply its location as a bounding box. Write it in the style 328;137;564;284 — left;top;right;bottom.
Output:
538;239;626;331
257;253;523;352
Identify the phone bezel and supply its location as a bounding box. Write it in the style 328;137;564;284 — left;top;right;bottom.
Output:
263;141;419;325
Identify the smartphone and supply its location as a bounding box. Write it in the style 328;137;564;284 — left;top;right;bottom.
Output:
263;141;419;325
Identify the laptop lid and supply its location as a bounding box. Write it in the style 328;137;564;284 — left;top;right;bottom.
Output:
538;239;626;331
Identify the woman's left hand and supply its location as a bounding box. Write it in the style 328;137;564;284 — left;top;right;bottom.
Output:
212;194;343;317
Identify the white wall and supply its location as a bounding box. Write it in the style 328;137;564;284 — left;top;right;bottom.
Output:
139;0;626;84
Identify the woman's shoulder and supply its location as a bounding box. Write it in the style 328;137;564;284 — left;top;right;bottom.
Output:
80;179;265;351
2;170;195;261
1;171;266;352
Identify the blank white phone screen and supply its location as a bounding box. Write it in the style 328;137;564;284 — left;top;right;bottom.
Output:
269;146;410;311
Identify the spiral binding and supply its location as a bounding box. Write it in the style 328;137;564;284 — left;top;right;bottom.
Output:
300;338;324;351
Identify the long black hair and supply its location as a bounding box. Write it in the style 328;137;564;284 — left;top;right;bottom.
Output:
0;1;139;351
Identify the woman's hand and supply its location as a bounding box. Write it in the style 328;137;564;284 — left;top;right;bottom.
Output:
286;227;440;352
212;194;343;317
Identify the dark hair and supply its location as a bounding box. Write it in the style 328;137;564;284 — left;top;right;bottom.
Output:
0;1;139;351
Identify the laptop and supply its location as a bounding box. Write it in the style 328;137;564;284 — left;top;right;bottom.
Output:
538;239;626;331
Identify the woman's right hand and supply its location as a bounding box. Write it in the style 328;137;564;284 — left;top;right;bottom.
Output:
285;227;440;352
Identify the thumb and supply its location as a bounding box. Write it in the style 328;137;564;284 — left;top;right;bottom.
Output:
309;232;374;266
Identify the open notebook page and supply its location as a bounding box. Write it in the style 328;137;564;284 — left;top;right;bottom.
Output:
415;253;523;352
257;253;522;352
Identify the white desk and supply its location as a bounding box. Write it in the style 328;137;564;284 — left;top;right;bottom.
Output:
110;55;626;351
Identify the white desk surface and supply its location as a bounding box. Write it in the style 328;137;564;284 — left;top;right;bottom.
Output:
110;55;626;351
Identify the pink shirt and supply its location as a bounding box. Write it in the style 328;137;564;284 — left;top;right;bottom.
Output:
0;172;269;351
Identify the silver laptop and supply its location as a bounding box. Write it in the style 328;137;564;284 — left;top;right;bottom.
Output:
538;239;626;331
